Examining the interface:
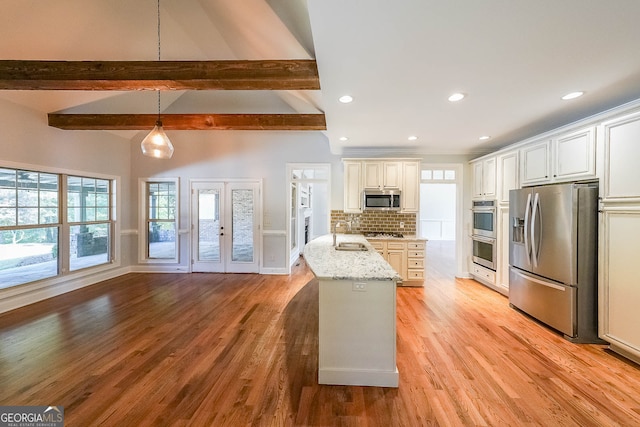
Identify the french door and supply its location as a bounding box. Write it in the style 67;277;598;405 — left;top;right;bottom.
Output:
191;181;260;273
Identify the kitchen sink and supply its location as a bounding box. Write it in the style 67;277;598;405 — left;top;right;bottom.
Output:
335;242;368;251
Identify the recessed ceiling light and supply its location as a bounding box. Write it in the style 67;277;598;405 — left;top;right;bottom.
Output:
339;95;353;103
479;135;491;141
339;136;348;142
448;92;465;102
408;136;418;141
562;91;584;100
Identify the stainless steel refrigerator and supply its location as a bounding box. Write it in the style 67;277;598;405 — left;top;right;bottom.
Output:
509;182;601;342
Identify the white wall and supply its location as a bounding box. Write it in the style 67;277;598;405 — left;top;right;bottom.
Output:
0;99;133;313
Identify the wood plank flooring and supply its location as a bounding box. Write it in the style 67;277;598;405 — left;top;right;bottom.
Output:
1;248;640;426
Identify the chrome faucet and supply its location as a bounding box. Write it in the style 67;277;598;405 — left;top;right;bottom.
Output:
331;221;351;246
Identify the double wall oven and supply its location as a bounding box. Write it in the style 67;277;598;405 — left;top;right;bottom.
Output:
471;200;496;270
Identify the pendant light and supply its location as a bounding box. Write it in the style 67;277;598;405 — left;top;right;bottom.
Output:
141;0;174;159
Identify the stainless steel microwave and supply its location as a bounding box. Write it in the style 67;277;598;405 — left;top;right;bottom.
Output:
363;189;401;211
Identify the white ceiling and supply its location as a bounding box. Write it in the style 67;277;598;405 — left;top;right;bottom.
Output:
2;0;640;156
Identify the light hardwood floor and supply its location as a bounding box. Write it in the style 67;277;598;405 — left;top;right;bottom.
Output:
1;246;639;426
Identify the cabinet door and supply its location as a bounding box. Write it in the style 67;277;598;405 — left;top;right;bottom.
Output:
600;209;640;361
363;162;383;189
521;140;551;186
482;158;496;197
383;162;401;188
498;151;518;205
401;161;420;213
496;206;510;293
343;161;362;213
386;250;406;280
472;161;484;198
553;126;596;181
602;112;640;200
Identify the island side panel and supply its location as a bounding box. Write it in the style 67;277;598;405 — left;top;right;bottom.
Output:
318;278;398;387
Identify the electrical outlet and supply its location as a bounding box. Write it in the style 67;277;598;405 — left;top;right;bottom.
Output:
399;222;404;228
352;282;367;292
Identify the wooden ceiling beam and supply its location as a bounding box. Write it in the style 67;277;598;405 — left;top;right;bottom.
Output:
0;60;320;90
48;113;327;131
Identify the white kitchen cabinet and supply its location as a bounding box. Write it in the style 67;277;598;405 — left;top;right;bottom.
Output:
471;157;496;199
599;209;640;364
343;158;420;213
602;112;640;200
367;239;425;286
363;161;401;189
520;139;551;186
495;206;510;295
497;151;519;205
401;160;420;213
553;126;596;182
343;161;362;213
599;110;640;365
520;127;597;187
386;242;406;282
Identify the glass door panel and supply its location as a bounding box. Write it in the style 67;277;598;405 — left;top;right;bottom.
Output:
231;188;254;263
226;182;259;272
198;189;220;262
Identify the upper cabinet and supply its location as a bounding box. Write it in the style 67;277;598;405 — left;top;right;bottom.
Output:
363;161;401;189
553;126;596;182
343;161;362;213
343;158;420;213
602;111;640;200
520;126;596;187
520;139;550;186
471;157;496;199
401;161;420;213
497;151;519;205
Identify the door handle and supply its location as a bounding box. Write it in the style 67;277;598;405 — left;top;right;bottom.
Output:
531;192;540;268
524;193;532;265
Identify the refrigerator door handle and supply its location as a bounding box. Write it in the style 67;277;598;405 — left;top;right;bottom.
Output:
531;192;540;267
524;193;532;264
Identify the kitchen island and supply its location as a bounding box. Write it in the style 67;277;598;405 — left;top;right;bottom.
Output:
303;234;400;387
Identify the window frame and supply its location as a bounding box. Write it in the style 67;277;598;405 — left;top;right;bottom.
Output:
0;161;119;290
66;175;114;272
138;177;180;264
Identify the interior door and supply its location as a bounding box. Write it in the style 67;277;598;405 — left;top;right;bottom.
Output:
191;181;260;273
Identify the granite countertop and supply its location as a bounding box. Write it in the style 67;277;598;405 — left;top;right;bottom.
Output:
303;234;401;281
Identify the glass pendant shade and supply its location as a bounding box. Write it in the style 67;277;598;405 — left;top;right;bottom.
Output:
141;120;174;159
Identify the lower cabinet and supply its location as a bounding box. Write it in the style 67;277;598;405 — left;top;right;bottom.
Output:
599;208;640;364
470;263;496;286
368;239;426;286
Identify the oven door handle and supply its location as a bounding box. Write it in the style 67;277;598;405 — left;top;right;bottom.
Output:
471;235;495;244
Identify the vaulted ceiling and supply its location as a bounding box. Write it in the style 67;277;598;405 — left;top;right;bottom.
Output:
2;0;640;156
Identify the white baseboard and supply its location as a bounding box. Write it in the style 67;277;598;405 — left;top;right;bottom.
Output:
129;265;190;273
260;267;289;275
318;367;399;388
0;266;131;315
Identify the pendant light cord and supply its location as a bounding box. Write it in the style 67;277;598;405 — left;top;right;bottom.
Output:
156;0;161;120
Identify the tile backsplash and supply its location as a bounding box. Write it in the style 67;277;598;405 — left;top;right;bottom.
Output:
331;210;417;235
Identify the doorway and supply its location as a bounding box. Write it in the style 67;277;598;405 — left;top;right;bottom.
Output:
287;164;331;269
190;180;261;273
419;164;464;277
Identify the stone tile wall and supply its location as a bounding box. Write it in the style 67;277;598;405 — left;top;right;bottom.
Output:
331;210;417;235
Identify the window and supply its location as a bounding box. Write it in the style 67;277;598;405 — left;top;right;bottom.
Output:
0;166;115;289
67;176;112;271
140;179;178;262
